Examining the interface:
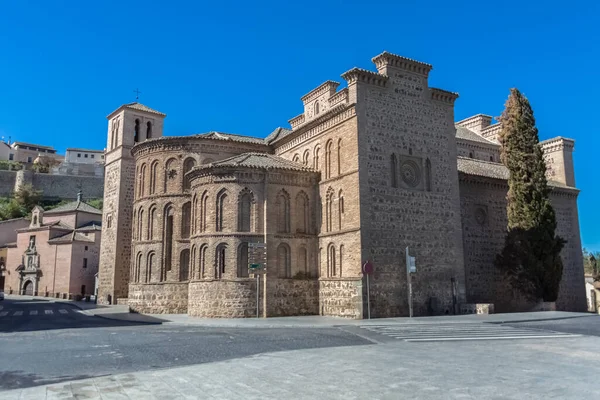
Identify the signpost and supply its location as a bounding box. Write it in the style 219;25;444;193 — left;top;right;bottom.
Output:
362;261;373;319
248;243;267;318
405;247;416;318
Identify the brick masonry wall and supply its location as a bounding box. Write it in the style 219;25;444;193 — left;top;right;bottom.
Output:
266;278;319;316
188;279;257;317
358;66;466;317
128;282;189;314
459;175;586;312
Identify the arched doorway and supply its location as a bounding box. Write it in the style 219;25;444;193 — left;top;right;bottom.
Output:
23;280;33;296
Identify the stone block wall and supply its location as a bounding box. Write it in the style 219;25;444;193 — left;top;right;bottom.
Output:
0;170;16;197
188;279;257;317
266;278;319;316
128;282;189;314
319;278;363;318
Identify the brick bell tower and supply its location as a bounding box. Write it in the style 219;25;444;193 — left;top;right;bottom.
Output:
97;103;165;304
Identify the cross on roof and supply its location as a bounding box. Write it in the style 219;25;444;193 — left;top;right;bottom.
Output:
134;88;142;100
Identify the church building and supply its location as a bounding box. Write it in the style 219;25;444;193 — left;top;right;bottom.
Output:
98;51;586;318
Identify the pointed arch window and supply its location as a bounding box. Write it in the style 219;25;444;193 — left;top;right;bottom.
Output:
238;242;249;278
182;158;196;191
216;189;228;232
314;146;320;170
298;246;308;276
314;101;320;115
146;121;152;139
138;164;147;197
180;249;190;281
338;190;344;230
134;119;140;143
199;191;208;232
215;243;227;279
425;158;432;192
199;244;207;279
277;243;291;278
150;161;159;194
327;244;336;277
325;140;333;179
276;190;290;233
137;208;144;241
134;252;142;283
181;202;191;238
325;187;334;232
163;205;175;278
337;138;342;175
391;154;398;188
147;205;156;240
238;189;253;232
146;252;155;283
339;244;344;277
295;191;309;234
303;150;310;166
191;246;197;280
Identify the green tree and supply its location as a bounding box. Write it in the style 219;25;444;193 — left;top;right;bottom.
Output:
495;88;565;302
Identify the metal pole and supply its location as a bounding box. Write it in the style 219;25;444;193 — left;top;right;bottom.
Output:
366;273;371;319
256;273;260;318
409;272;413;318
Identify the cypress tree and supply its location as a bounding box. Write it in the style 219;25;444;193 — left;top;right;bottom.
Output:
495;88;565;302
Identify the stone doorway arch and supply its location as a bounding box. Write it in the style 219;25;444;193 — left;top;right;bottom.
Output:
23;280;34;296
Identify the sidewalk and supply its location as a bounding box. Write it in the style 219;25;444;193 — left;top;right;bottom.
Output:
5;294;595;327
3;335;600;399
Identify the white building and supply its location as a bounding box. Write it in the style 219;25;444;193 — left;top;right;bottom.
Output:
65;148;105;164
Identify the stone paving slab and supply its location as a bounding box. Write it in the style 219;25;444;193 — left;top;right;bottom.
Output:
4;335;600;399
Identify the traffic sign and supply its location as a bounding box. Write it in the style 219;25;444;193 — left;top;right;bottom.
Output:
362;261;374;275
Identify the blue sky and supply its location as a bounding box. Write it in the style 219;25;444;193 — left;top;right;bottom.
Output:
1;0;598;250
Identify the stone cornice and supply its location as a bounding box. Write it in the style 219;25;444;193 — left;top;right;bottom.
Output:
190;233;264;240
459;172;579;196
275;103;357;153
541;137;575;152
371;51;433;77
318;168;359;185
430;88;459;105
328;88;349;108
341;68;388;87
132;137;269;159
456;138;500;151
133;193;190;205
288;114;306;130
301;81;340;103
456;114;493;126
318;227;361;238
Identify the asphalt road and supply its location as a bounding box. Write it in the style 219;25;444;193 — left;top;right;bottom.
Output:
0;298;370;390
506;314;600;336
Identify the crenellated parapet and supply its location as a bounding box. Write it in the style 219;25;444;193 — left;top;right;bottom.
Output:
341;67;388;87
430;88;459;105
371;51;432;77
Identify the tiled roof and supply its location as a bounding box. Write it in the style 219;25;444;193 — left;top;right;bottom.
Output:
196;131;265;145
45;200;102;215
457;157;570;189
264;127;293;144
201;152;315;172
77;221;102;231
48;232;94;244
123;102;166;116
456;126;498;146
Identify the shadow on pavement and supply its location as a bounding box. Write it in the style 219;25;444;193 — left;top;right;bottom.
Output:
0;370;98;391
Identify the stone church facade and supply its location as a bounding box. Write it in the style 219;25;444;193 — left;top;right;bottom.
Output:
98;51;586;317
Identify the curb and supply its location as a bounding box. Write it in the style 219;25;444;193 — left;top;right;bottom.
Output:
486;315;595;324
91;312;163;325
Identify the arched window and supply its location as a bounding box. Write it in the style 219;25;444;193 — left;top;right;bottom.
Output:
147;205;156;240
134;252;142;283
216;189;228;232
181;202;191;238
138;164;147;198
215;243;227;279
134;119;140;143
298;246;308;276
146;121;152;139
293;154;300;163
150;161;159;194
314;146;320;170
337;138;342;175
490;155;494;162
146;252;155;283
238;242;249;278
303;150;310;166
276;190;290;233
199;191;208;232
132;210;137;239
327;244;336;277
137;208;144;241
314;101;320;115
469;152;474;158
338;190;344;230
191;246;197;280
164;158;177;193
391;154;398;188
325;187;334;232
180;249;190;281
182;158;196;191
199;244;207;279
325;140;333;179
163;205;175;277
295;191;309;234
192;194;197;234
111;119;117;150
238;189;253;232
277;243;291;278
339;244;344;278
425;158;432;192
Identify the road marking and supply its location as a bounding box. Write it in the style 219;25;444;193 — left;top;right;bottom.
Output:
359;323;580;342
14;311;23;316
45;310;53;315
30;310;38;315
0;311;7;317
59;309;68;314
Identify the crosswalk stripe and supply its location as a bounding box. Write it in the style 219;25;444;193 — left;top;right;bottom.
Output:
360;323;579;342
30;310;38;315
14;311;23;316
0;311;8;317
59;309;68;314
45;310;53;315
